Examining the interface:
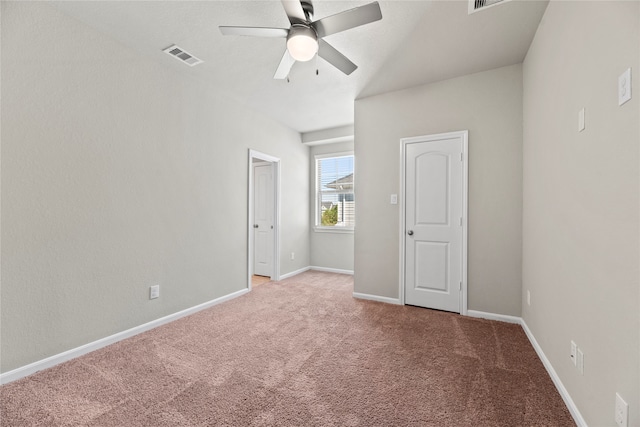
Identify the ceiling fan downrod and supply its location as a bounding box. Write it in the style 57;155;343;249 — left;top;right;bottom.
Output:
300;0;314;21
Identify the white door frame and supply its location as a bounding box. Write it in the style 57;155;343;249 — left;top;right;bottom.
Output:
399;131;468;315
248;149;281;290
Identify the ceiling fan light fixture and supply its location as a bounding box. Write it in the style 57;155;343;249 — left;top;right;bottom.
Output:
286;25;318;62
219;1;383;78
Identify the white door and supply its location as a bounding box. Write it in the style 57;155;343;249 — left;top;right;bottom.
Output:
404;131;467;313
253;163;273;277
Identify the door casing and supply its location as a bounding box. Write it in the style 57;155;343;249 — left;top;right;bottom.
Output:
248;150;280;290
399;131;468;314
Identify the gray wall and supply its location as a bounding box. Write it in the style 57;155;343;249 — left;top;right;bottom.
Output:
522;2;639;425
309;141;355;272
354;64;523;316
1;2;309;373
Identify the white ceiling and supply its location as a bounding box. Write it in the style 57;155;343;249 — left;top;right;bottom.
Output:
52;0;549;134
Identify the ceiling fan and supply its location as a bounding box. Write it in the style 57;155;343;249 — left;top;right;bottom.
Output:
219;0;382;79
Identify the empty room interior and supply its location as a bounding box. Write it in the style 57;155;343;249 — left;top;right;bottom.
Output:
1;1;639;426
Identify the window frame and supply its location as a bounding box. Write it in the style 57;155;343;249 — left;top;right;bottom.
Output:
314;151;355;234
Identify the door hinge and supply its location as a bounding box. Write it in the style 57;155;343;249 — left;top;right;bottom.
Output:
459;281;462;291
459;217;463;226
460;152;463;161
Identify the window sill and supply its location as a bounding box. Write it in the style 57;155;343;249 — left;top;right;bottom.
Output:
313;226;354;234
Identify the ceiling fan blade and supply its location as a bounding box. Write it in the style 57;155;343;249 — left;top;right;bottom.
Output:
318;40;357;76
274;50;296;80
312;2;382;38
219;26;288;38
281;0;307;24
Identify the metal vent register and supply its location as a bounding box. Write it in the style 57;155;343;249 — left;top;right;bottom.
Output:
469;0;508;14
163;45;203;67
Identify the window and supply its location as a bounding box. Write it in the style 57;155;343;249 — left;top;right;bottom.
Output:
315;153;355;230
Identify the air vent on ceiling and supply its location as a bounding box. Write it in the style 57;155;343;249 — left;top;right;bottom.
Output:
162;45;203;67
468;0;509;14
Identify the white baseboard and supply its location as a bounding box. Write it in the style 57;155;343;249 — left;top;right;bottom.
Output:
352;292;401;305
310;266;354;275
278;266;311;280
466;309;522;324
0;288;250;385
520;320;587;427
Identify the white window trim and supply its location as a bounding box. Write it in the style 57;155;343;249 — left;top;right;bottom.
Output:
314;151;355;233
312;225;355;234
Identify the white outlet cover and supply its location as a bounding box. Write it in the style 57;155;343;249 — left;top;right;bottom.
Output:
615;393;629;427
578;108;585;132
619;68;632;106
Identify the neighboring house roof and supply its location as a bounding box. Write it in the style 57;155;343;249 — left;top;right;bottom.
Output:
325;173;353;190
321;201;334;211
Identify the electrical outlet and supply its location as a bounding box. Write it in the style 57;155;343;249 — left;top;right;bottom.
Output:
619;68;632;106
290;252;295;260
149;285;160;300
570;341;577;366
527;290;530;306
576;348;584;375
615;393;629;427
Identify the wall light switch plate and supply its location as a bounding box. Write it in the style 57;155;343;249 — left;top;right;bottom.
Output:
619;68;632;106
578;108;585;132
615;393;629;427
390;194;398;205
576;348;584;375
150;285;160;300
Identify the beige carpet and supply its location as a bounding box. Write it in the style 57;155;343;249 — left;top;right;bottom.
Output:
1;271;574;426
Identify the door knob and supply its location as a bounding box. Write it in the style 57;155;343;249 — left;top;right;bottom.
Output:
407;230;414;236
254;224;259;228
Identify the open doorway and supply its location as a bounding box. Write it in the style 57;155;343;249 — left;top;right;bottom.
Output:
248;150;280;290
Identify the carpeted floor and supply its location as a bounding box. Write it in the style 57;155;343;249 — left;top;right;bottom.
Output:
1;271;574;426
